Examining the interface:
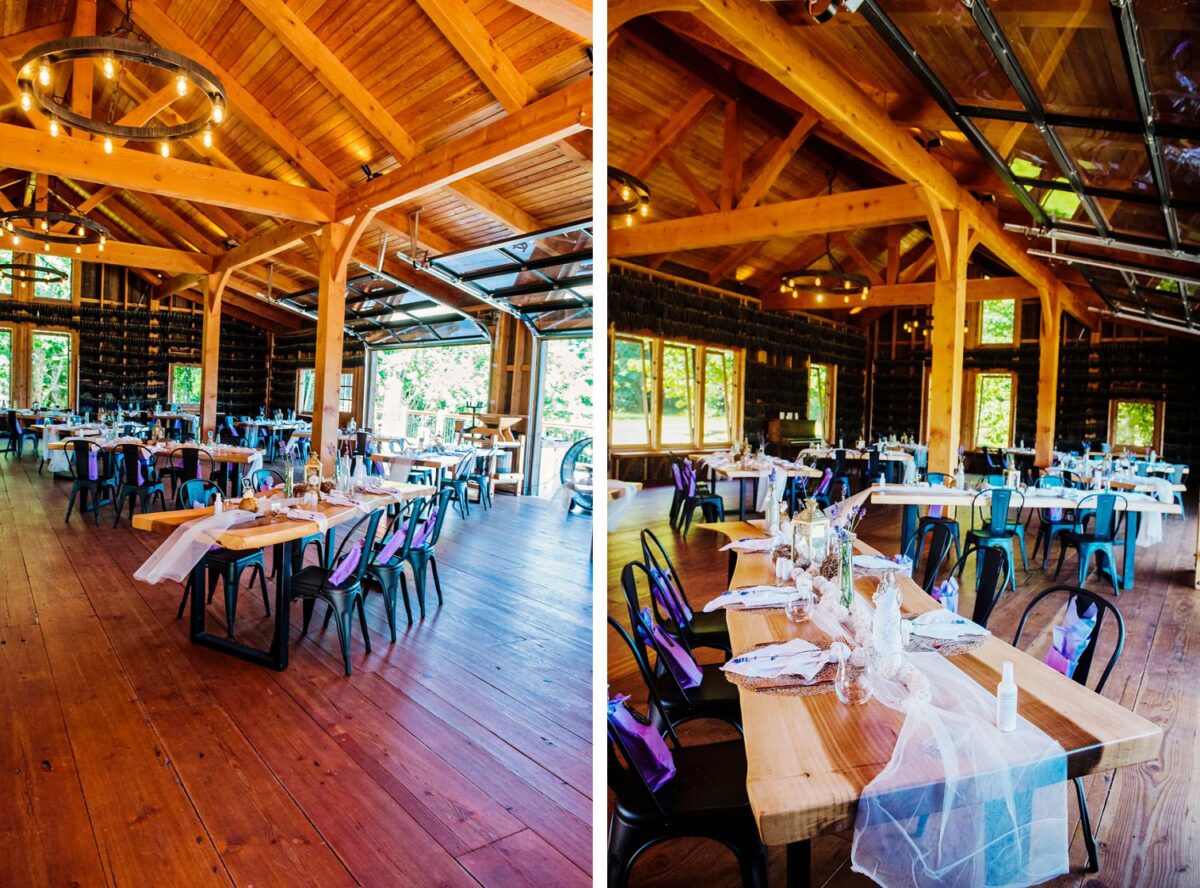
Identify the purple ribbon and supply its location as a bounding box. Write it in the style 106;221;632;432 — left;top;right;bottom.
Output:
636;608;701;689
328;540;363;585
607;694;675;791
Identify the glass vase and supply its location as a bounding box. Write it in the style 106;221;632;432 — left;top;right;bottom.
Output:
839;532;855;609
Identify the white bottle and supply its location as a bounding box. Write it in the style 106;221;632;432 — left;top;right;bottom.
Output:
996;660;1017;732
213;493;223;515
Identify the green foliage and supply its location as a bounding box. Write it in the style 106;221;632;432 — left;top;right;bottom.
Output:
0;329;10;406
703;349;735;442
980;299;1016;344
1114;400;1156;447
612;337;651;444
541;337;592;439
809;364;829;438
373;344;490;417
171;364;202;405
33;255;72;301
661;344;695;442
974;373;1013;448
31;331;71;407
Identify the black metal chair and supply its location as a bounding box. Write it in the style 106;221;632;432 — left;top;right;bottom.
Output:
673;459;725;539
249;467;285;492
902;518;955;594
64;439;117;524
363;497;428;639
158;445;217;499
943;542;1011;629
1013;586;1125;873
4;410;40;459
619;561;741;734
440;449;476;518
295;507;386;675
172;478;271;638
113;443;167;525
396;487;455;619
560;437;593;512
468;449;498;511
607;618;767;888
640;528;730;656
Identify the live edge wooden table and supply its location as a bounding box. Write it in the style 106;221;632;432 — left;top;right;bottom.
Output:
699;521;1162;888
132;482;433;670
870;483;1181;590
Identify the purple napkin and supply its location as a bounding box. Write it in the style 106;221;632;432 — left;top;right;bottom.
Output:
607;694;675;791
636;608;701;689
1045;598;1098;678
328;540;363;585
649;566;692;625
86;450;99;481
411;508;438;548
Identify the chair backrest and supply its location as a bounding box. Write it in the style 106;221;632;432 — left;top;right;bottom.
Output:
420;488;456;548
903;519;955;593
972;487;1024;535
1168;465;1184;484
640;528;694;631
1073;492;1125;541
452;449;475;480
1013;585;1125;692
373;497;426;564
814;468;833;496
866;449;882;479
178;478;224;509
619;560;698;681
832;448;848;476
68;438;106;481
606;616;677;817
250;468;284;492
325;507;385;589
946;542;1010;628
8;410;22;435
172;446;215;482
117;443;159;486
983;473;1005;487
927;472;951;487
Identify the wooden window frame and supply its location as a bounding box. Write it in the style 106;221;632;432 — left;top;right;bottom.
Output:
1107;398;1164;453
808;361;837;444
168;361;203;408
28;326;77;410
296;367;358;419
967;368;1016;449
609;330;745;452
0;324;14;408
972;297;1020;348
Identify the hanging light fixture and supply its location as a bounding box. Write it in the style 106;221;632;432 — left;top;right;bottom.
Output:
15;0;227;154
0;177;111;253
0;257;69;284
607;166;651;229
778;167;870;304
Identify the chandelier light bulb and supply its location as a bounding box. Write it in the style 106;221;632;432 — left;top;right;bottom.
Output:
77;225;85;236
620;187;630;201
624;214;633;227
103;136;113;154
814;276;822;288
12;234;19;245
40;219;49;232
48;119;59;137
816;292;824;303
638;203;648;217
102;55;115;80
211;100;224;124
37;63;51;87
43;241;49;251
20;91;31;112
202;127;213;148
75;245;82;254
176;74;188;96
160;141;170;157
843;294;850;304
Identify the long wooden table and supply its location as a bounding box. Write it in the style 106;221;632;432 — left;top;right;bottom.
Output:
870;483;1181;590
696;457;824;521
132;481;433;670
701;520;1162;886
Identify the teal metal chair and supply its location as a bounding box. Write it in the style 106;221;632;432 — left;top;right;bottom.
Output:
1053;493;1126;597
965;487;1028;598
1167;465;1185;519
911;471;963;562
1030;475;1077;570
902;518;956;594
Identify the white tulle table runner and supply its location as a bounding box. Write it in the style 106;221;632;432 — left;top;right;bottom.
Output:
134;508;263;584
851;651;1069;887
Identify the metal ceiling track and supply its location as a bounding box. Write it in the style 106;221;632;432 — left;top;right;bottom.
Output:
1004;224;1200;265
856;0;1047;224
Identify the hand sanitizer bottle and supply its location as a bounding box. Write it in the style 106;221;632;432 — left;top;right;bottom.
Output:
213;492;223;515
996;661;1017;732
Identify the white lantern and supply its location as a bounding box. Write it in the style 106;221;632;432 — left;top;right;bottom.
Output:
792;501;830;563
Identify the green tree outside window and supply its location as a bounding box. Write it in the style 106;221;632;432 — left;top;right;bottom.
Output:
1113;401;1157;448
980;299;1016;344
612;337;652;445
170;364;202;405
0;329;11;406
31;331;71;407
974;373;1013;448
33;255;72;301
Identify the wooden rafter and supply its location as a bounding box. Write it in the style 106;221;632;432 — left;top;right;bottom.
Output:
504;0;591;38
626;89;715;180
761;276;1038;312
661;148;719;215
737;113;816;209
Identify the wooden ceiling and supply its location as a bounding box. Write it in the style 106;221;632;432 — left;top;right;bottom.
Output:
608;2;1195;324
0;0;593;329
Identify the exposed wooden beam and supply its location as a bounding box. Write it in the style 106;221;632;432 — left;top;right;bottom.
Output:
627;89;715;179
214;220;321;274
609;183;924;257
70;0;96;138
1036;287;1061;468
692;0;1093;327
337;80;591;219
708;241;764;285
444;176;544;235
760;276;1037;311
414;0;534;114
661;148;719;215
833;233;883;286
737;113;816;209
718;99;742;212
885;225;902;284
199;270;231;437
0;23;69;60
505;0;592;38
0;122;334;222
154;273;202;300
927;211;969;473
312;222;350;471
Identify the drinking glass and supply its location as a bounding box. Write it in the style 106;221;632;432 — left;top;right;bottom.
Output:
784;588;813;623
834;646;873;705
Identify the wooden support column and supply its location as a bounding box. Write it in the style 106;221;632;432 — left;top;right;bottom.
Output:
200;270;231;439
1036;288;1061;468
310;214;373;472
927;209;970;474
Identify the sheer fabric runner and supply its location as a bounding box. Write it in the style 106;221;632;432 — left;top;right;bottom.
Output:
851;652;1069;887
134;509;261;584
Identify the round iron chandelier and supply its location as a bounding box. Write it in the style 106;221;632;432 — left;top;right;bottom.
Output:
608;166;651;227
0;184;110;255
0;260;69;284
778;167;870;304
15;0;227;156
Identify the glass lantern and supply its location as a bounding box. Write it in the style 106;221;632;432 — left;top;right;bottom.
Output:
792;501;830;565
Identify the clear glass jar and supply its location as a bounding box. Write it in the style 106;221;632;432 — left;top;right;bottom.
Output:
834;645;873;705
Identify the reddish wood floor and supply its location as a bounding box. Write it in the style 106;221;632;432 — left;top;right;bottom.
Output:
0;453;592;887
608;484;1199;888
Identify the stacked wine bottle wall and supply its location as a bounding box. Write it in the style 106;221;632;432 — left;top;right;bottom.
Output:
269;330;366;414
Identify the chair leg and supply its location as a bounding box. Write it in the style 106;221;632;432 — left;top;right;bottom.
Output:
607;817;649;888
1074;776;1100;873
301;597;316;634
378;574;398;641
254;563;270;615
412;557;428;618
1054;541;1069;580
398;570;413;626
65;487;78;523
356;596;371;654
222;569;238;638
176;574;193;620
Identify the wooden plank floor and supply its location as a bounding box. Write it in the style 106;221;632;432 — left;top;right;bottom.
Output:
0;453;593;887
608;484;1199;888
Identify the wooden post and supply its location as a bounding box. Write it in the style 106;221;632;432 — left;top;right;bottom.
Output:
199;271;230;439
311;222;350;473
926;210;969;474
1035;288;1061;468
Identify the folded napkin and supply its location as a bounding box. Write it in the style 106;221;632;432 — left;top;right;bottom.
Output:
907;608;989;641
853;554;897;573
719;537;775;553
722;638;828;681
285;507;329;534
322;492;368;510
703;585;797;611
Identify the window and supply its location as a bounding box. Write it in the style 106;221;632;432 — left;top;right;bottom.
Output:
808;363;835;441
30;330;72;408
979;298;1016;345
169;363;202;406
297;368;355;414
372;344;491;438
33;255;72;301
661;342;696;445
703;348;736;443
973;372;1014;448
611;334;743;449
611;336;654;446
0;329;10;406
1109;399;1163;451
